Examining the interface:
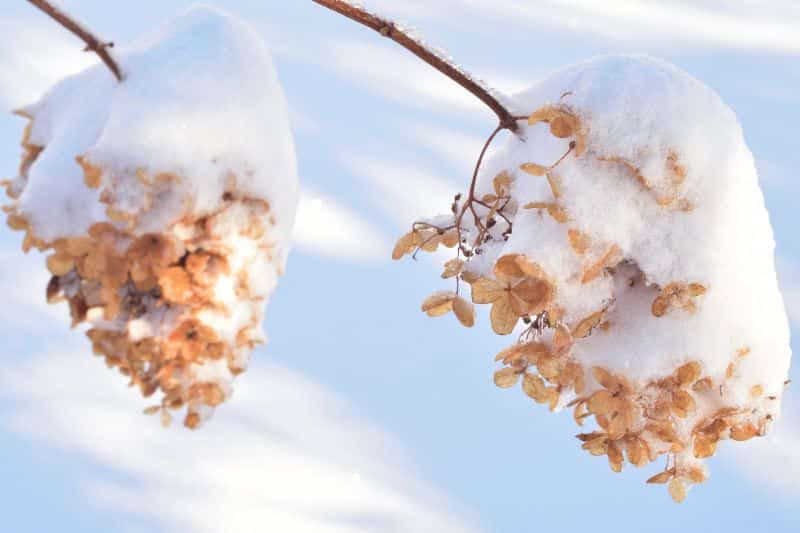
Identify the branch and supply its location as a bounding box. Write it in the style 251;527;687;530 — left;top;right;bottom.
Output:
312;0;519;132
27;0;123;82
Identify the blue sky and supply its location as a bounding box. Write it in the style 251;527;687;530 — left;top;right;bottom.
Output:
0;1;798;532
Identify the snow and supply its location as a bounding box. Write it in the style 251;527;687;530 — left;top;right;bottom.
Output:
403;54;792;498
18;4;297;260
4;5;298;428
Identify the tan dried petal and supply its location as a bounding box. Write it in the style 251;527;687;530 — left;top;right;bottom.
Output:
651;293;671;317
421;292;455;317
692;377;713;393
626;438;647;467
687;283;707;296
493;172;512;196
64;237;94;256
159;267;194;305
576;431;604;442
549;116;574;138
460;271;480;284
552;323;573;356
442;258;464;279
592;367;618;391
646;470;674;484
693;434;718;459
441;229;459;248
573;401;587;426
522;202;568;223
490;296;518;335
545;172;562;199
421;235;441;252
522;373;548;402
494;367;521;388
453;296;475;328
494;254;526;280
520;163;548;176
671;390;697;418
6;213;28;231
568;229;591;255
160;409;173;428
547;388;560;411
77;156;103;188
686;467;706;484
730;423;759;441
669;478;686;503
587;389;614;415
582;245;622;284
676;361;702;388
537;356;561;380
470;278;506;304
184;412;200;430
46;253;75;276
572;309;605;339
527;106;561;126
511;277;553;314
607;441;624;472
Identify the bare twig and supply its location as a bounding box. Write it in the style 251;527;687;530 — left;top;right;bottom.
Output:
27;0;123;82
312;0;519;132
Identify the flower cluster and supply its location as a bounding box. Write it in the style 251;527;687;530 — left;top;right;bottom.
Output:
393;55;790;501
4;112;285;429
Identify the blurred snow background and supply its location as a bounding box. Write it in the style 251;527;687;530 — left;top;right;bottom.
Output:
0;1;797;531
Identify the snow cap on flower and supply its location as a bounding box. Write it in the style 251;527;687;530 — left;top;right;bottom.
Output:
396;54;791;501
4;5;298;428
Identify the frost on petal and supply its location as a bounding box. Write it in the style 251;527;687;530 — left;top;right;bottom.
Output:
3;6;299;429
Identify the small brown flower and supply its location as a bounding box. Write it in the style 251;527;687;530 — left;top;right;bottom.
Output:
470;254;554;335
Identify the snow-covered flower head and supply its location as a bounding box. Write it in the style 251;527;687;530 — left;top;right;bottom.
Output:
396;55;791;501
3;5;298;428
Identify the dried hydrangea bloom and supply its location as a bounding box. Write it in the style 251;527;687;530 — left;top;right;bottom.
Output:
3;6;298;428
395;55;791;500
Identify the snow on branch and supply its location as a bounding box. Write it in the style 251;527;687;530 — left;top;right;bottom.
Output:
312;0;520;131
27;0;123;82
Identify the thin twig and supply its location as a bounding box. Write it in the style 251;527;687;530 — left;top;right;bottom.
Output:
27;0;123;82
457;124;504;228
312;0;519;132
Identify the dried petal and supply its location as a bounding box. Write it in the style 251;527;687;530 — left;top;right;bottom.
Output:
522;373;548;402
392;231;416;260
441;229;459;248
607;441;624;472
568;229;591;254
676;361;702;388
671;390;697;418
626;438;647;467
494;367;520;388
668;478;687;503
587;389;614;415
453;296;475;328
470;278;506;304
730;423;758;441
494;254;526;280
493;172;512;196
647;470;674;484
572;309;605;339
441;258;464;279
490;296;518;335
549;116;574;138
582;245;622;284
520;163;548;176
421;292;455;317
592;367;618;391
